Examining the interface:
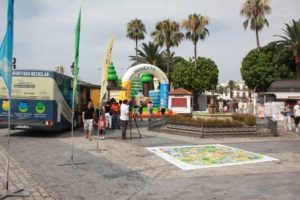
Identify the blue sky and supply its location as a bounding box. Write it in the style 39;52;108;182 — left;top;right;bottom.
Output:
0;0;299;85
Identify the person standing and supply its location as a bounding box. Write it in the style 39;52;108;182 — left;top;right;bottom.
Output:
147;101;153;117
160;105;166;119
129;97;136;113
95;114;106;140
293;100;300;132
120;99;129;139
238;101;243;113
139;100;144;121
218;100;224;113
111;100;120;129
282;102;292;131
104;101;112;129
82;100;95;141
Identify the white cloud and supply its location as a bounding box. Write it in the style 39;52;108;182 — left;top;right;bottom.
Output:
0;0;299;85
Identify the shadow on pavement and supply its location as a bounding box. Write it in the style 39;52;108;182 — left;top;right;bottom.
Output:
1;129;70;138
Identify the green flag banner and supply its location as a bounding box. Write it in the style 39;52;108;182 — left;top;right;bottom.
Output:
73;9;81;93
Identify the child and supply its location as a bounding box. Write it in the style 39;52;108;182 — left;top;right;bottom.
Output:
139;100;144;121
96;115;106;140
147;101;153;117
160;106;166;118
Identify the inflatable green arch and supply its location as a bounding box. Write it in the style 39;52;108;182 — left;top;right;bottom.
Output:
120;64;169;108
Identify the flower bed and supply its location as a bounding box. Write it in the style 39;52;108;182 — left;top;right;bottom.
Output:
163;114;274;138
168;113;256;127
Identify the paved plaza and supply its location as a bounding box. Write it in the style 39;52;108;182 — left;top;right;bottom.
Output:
0;124;300;200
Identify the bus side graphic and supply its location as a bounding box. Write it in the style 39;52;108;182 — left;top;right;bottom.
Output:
0;70;73;130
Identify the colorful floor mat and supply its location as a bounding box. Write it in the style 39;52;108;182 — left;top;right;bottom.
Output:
146;144;278;170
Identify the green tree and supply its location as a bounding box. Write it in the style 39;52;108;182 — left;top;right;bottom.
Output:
126;19;146;62
182;13;209;67
240;0;271;49
275;19;300;79
241;42;295;92
151;19;184;82
172;57;219;110
216;85;225;95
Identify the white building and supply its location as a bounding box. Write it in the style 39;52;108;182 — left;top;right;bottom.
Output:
218;80;253;101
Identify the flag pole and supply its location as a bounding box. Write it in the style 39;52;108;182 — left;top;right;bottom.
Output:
5;90;11;190
70;9;80;167
0;0;29;198
0;93;28;200
57;10;85;167
71;90;75;167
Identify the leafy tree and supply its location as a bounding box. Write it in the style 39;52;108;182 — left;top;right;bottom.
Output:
241;42;295;92
172;57;219;110
275;19;300;79
216;85;225;95
126;19;146;62
182;13;209;67
151;19;184;82
240;0;271;49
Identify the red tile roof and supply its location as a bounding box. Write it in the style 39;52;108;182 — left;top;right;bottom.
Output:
169;88;192;95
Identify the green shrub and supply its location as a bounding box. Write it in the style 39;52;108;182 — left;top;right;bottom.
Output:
169;114;243;127
232;114;256;126
169;113;256;127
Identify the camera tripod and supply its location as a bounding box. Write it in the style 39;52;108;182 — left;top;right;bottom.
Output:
129;113;142;139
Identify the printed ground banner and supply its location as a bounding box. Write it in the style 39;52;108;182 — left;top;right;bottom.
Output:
146;144;279;170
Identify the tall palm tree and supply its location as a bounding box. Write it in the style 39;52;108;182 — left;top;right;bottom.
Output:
240;0;271;49
151;19;184;82
275;19;300;79
182;13;209;67
126;19;146;62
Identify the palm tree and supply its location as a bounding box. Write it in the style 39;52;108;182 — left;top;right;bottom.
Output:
182;13;209;67
165;51;185;74
227;80;236;99
129;42;164;67
275;19;300;79
240;0;271;49
126;19;146;62
151;19;184;82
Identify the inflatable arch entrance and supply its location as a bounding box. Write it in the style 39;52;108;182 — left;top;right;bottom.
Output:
120;64;169;108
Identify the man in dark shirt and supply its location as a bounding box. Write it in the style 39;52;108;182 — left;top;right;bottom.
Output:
82;100;94;141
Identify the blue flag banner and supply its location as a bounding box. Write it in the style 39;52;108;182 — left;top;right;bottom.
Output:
0;0;14;96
